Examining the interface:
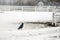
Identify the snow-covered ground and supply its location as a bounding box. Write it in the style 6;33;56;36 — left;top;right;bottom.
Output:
0;24;60;40
0;11;60;40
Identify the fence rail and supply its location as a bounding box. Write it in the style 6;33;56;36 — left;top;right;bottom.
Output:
0;5;60;12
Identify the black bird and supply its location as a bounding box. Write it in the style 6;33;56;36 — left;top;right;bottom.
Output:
18;23;24;30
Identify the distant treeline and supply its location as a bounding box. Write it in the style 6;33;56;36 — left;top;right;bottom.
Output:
0;0;60;6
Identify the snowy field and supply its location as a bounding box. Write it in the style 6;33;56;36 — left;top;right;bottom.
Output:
0;9;60;40
0;23;60;40
0;18;60;40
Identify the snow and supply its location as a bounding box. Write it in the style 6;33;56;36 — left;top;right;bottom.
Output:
0;11;53;23
0;26;59;40
0;11;60;40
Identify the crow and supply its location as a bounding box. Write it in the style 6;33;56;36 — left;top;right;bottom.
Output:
18;23;24;30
